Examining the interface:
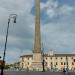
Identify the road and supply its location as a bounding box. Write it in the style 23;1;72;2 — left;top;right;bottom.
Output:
2;71;75;75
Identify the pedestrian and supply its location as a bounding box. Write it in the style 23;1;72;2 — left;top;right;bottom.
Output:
63;68;66;74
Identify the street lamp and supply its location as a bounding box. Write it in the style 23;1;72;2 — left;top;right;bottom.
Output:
42;43;45;72
0;14;17;75
66;56;68;72
42;51;45;72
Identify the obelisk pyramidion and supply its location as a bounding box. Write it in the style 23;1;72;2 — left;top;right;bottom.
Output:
32;0;43;71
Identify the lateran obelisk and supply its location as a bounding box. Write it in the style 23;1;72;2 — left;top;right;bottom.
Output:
32;0;42;71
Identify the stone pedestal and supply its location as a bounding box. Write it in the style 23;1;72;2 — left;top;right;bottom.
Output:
32;62;43;71
32;53;43;71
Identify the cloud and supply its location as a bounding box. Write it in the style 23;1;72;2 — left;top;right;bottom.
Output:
0;0;34;14
41;13;75;54
40;0;75;18
40;0;75;54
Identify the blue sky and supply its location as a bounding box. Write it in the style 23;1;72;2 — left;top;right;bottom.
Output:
0;0;75;63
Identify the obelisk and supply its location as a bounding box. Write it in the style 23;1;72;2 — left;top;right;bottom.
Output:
32;0;42;71
33;0;41;53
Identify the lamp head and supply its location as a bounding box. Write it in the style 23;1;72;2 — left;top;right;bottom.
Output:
0;56;1;59
13;16;16;23
74;59;75;62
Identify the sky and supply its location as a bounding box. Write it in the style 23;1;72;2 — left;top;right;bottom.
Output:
0;0;75;63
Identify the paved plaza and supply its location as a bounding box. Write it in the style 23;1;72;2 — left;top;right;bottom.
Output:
2;71;75;75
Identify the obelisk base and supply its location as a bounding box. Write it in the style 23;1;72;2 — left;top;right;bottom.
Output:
32;61;43;71
32;53;43;71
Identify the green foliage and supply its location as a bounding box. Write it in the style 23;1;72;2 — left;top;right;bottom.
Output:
4;65;10;69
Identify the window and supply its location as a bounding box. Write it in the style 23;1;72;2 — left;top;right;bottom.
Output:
28;62;29;65
56;57;57;59
51;62;53;65
64;62;65;65
51;57;52;60
61;62;63;65
74;59;75;62
28;57;29;60
56;62;58;65
72;62;74;65
67;62;68;65
46;57;47;60
61;57;62;60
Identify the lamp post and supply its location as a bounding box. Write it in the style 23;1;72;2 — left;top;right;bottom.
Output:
66;56;68;73
42;52;45;72
42;43;45;72
0;14;17;75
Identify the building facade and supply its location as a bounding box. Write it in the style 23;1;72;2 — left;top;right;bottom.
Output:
20;51;75;71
